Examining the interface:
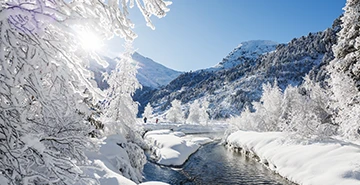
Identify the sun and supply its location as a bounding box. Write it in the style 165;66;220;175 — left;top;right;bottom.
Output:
77;30;104;51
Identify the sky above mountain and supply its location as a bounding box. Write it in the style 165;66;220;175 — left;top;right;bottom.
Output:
104;0;345;72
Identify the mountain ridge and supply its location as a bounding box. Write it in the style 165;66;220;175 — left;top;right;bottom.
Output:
139;22;339;118
210;40;278;71
89;52;182;90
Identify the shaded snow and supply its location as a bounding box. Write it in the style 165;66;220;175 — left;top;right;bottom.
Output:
81;159;137;185
82;134;168;185
226;131;360;185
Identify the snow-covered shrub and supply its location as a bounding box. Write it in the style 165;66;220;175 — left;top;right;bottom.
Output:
166;99;184;123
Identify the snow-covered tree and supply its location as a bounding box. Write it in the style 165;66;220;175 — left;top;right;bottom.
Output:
199;100;210;125
103;43;141;134
332;0;360;85
166;99;184;123
228;81;283;132
279;86;334;138
186;99;210;125
228;106;257;131
327;0;360;140
328;71;360;140
102;44;151;182
143;103;154;119
252;81;283;131
186;100;201;124
0;0;171;184
231;77;336;138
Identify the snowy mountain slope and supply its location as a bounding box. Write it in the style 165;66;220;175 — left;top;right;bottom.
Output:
144;21;339;119
89;52;182;90
211;40;278;70
131;52;183;89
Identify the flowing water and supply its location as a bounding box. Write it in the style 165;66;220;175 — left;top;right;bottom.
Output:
143;141;295;185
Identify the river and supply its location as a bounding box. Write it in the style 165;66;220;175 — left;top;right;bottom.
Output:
142;140;295;185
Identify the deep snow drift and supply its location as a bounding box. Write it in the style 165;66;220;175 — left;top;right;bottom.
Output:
226;131;360;185
82;134;170;185
144;129;213;166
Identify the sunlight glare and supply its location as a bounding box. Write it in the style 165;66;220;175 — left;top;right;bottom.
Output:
78;30;104;51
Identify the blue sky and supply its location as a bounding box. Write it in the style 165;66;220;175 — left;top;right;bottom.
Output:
107;0;346;72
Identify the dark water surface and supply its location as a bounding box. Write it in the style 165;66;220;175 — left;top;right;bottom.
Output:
143;142;295;185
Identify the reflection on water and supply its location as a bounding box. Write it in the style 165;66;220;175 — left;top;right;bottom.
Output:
143;142;295;185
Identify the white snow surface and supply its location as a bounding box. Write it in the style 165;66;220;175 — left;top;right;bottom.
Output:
187;137;213;145
144;129;213;166
82;134;137;185
82;134;169;185
226;131;360;185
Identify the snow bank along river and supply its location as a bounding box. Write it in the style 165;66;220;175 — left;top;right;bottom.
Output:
142;128;295;185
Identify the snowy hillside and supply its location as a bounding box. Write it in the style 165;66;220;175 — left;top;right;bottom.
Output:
144;20;340;119
212;40;278;70
131;52;183;89
89;52;182;90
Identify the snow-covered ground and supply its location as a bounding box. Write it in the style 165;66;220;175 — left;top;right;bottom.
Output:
226;131;360;185
144;129;213;166
82;134;170;185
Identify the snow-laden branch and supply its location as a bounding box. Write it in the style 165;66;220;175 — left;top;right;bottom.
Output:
0;0;171;184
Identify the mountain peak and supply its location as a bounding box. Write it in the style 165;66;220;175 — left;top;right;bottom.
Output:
214;40;278;70
131;52;182;89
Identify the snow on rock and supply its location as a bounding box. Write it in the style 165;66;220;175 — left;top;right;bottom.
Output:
144;130;203;166
226;131;360;185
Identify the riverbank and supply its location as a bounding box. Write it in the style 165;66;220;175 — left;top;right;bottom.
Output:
226;131;360;185
143;129;213;166
143;141;295;184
